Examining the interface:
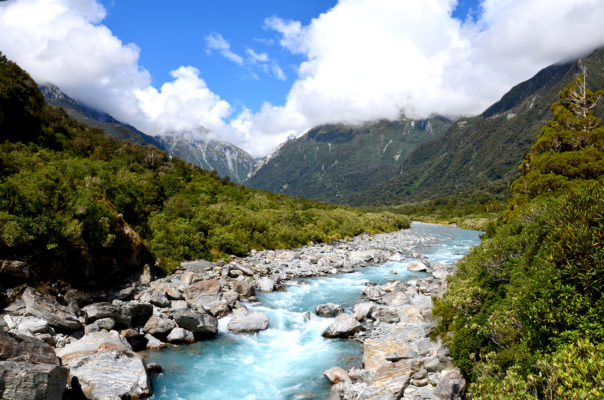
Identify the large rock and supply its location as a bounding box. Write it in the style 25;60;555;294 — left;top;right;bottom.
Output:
434;370;465;400
227;309;269;333
315;303;344;317
359;361;415;400
363;339;415;372
0;330;68;400
166;327;195;344
407;261;428;272
143;316;175;337
172;310;218;337
0;260;29;280
257;277;275;292
323;366;352;384
121;301;153;327
21;287;81;331
184;279;221;299
322;314;364;338
82;302;131;327
353;302;374;321
233;280;255;297
56;330;151;399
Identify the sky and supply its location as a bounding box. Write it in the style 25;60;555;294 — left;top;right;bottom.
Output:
1;0;603;157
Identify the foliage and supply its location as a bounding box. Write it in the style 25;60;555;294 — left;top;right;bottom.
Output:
433;70;604;399
0;53;409;284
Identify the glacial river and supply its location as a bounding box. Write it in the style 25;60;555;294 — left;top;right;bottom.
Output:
145;223;481;399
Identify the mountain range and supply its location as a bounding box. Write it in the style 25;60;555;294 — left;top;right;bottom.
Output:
246;48;604;205
39;84;255;183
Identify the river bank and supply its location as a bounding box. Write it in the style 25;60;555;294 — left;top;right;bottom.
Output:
0;223;479;399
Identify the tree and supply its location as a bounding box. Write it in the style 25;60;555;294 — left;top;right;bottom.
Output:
511;66;604;201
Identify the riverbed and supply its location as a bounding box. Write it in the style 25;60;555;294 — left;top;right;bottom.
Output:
145;223;481;399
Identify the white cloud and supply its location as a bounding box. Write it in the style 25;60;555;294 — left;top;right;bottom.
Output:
205;32;243;65
232;0;604;155
246;48;269;63
1;0;603;158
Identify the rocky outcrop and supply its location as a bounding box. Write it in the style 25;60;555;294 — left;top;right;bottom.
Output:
0;330;68;400
56;330;151;400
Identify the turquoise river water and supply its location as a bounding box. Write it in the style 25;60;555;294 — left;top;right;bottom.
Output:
145;222;481;400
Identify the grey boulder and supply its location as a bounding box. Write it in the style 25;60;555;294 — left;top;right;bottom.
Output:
172;310;218;337
227;309;269;333
315;303;344;317
322;314;364;338
82;302;131;328
21;287;81;331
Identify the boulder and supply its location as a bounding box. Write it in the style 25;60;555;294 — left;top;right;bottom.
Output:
144;334;166;351
170;300;189;310
172;310;218;337
322;314;364;338
315;303;344;317
0;330;68;400
434;370;465;400
363;339;414;372
21;287;81;331
407;261;428;272
56;331;151;399
233;280;256;297
0;260;29;279
323;366;352;384
184;279;221;300
139;292;170;308
16;317;50;335
257;277;275;292
373;307;400;323
143;316;176;337
358;361;414;400
121;301;153;327
206;301;231;318
166;327;195;344
63;289;92;307
353;302;374;321
229;262;254;276
227;309;269;333
95;317;115;330
82;302;131;328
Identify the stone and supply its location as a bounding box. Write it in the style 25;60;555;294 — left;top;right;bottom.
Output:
0;362;68;400
82;302;131;327
434;370;465;400
363;339;414;372
146;362;163;373
257;277;275;292
21;287;81;331
322;314;364;338
139;292;170;308
353;302;375;321
385;349;417;362
145;334;166;351
170;300;189;310
315;303;345;317
229;262;254;276
121;301;153;327
16;317;50;335
359;361;415;400
206;301;231;318
56;331;151;399
180;271;204;286
373;307;400;323
0;330;68;400
323;366;352;384
184;279;221;300
233;280;255;297
95;317;115;330
407;261;428;272
143;316;176;336
223;291;240;307
165;285;183;300
172;310;218;337
424;356;445;372
227;309;269;333
166;327;195;344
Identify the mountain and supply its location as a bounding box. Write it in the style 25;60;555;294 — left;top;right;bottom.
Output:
39;83;165;149
246;48;604;206
245;116;452;202
39;83;257;183
158;133;256;184
348;48;604;205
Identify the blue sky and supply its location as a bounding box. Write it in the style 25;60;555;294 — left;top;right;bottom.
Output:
1;0;602;156
98;0;480;116
99;1;339;114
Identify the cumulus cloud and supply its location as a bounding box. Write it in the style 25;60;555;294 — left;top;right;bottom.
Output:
1;0;604;157
236;0;604;154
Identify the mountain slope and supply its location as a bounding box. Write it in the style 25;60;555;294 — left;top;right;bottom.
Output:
348;48;604;205
245;117;452;202
158;133;256;184
39;83;165;149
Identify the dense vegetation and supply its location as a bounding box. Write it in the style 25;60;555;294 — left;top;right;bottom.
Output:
246;117;452;203
0;54;409;287
433;68;603;398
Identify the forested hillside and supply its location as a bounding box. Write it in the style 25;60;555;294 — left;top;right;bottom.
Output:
0;54;409;289
433;68;603;398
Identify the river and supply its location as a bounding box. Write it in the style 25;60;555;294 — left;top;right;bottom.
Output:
145;222;481;399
